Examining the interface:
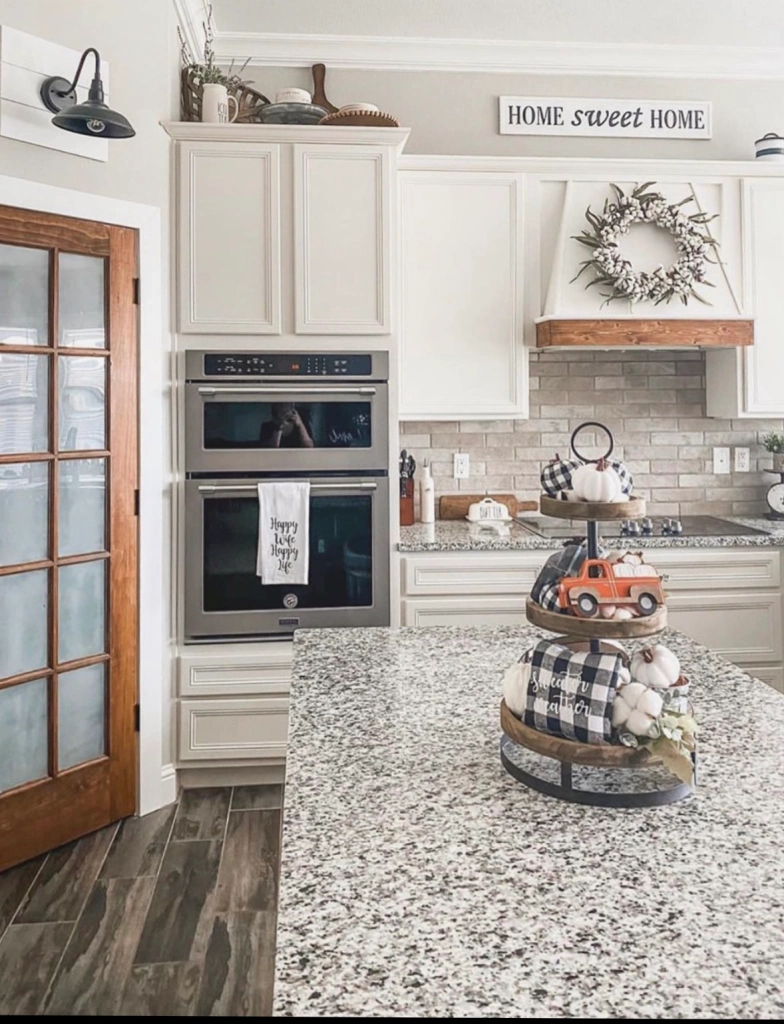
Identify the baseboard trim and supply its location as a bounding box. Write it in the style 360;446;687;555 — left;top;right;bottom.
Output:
160;762;178;804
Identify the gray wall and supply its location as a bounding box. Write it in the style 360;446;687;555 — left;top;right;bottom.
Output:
247;66;782;161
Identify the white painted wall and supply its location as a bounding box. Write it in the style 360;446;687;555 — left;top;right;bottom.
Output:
244;66;784;161
0;1;180;780
214;0;784;47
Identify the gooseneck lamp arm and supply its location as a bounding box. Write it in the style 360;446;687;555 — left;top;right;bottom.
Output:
39;47;135;139
61;47;104;104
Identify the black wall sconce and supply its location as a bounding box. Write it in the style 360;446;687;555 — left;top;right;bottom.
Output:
39;47;135;139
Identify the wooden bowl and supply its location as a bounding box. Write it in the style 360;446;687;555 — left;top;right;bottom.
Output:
319;110;400;127
525;597;667;639
540;494;647;521
500;700;659;767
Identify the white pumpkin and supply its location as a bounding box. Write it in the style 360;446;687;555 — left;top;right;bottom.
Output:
613;607;635;621
502;660;531;718
599;604;617;619
631;645;681;690
571;458;624;503
612;682;664;737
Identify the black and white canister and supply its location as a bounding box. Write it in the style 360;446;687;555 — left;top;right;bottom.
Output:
755;133;784;161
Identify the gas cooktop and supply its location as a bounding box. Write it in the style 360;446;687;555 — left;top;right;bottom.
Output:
514;514;770;540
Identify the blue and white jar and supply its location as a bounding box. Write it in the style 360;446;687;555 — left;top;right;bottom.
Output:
755;133;784;161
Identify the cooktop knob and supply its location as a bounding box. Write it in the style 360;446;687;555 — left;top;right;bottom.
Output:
641;517;653;535
627;520;641;537
671;518;684;535
619;520;630;535
661;518;672;535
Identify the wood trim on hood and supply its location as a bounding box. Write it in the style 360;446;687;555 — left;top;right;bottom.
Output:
536;318;754;349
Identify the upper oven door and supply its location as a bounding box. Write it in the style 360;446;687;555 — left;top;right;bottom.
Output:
185;382;389;473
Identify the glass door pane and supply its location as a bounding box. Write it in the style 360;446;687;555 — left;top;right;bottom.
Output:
0;679;48;792
0;244;48;346
58;253;106;349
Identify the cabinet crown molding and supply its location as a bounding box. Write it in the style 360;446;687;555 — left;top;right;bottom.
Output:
162;121;411;151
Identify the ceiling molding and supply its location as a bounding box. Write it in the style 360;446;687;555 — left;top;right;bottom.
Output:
172;0;208;62
212;31;784;80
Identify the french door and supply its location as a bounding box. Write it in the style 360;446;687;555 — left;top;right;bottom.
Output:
0;205;138;871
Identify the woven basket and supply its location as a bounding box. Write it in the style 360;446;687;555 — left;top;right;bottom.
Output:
180;67;270;124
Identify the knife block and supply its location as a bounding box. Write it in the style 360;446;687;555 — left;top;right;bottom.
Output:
399;478;415;526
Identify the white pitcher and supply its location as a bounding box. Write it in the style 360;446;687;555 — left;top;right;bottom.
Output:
201;83;238;124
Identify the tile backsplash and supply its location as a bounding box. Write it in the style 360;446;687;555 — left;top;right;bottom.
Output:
400;350;784;517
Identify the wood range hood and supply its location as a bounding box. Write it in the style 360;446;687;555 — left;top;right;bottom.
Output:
535;317;754;350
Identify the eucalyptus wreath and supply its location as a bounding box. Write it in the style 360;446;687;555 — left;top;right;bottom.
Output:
572;182;719;306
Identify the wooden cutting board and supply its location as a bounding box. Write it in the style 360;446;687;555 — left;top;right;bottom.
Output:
438;494;537;520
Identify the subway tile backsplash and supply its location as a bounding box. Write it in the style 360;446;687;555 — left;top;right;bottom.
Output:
400;350;783;517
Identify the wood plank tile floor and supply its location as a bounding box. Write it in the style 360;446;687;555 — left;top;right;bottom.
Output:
0;785;282;1016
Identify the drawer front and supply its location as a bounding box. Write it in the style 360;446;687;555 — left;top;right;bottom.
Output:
402;596;525;627
667;591;783;664
644;549;780;590
178;642;293;697
401;553;542;597
178;697;289;761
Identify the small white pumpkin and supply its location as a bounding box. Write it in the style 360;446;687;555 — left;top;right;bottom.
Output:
571;458;624;503
599;604;617;619
631;645;681;690
613;608;634;621
502;660;531;718
612;682;664;736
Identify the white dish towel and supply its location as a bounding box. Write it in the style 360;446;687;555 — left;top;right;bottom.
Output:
256;482;310;585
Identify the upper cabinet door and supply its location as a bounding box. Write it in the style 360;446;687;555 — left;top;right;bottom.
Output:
178;142;280;334
294;145;392;334
740;179;784;415
399;171;526;420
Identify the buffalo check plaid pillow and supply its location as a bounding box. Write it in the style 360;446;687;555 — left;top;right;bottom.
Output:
523;639;625;745
540;458;634;498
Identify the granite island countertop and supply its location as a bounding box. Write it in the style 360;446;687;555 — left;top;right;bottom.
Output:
274;625;784;1019
399;517;784;552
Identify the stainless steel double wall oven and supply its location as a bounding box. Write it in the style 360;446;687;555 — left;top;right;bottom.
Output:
184;351;390;639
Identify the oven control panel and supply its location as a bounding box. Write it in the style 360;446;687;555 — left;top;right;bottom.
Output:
202;353;373;377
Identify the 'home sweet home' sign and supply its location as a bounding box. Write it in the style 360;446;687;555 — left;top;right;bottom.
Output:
499;97;712;139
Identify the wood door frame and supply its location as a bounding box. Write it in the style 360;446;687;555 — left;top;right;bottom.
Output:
0;175;170;816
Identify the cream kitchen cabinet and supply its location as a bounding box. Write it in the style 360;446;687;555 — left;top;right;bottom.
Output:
400;547;784;691
177;141;281;334
294;145;392;334
176;641;292;766
171;124;406;336
707;178;784;418
399;170;527;419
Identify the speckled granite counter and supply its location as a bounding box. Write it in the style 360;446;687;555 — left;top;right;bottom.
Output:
274;625;784;1019
399;517;784;552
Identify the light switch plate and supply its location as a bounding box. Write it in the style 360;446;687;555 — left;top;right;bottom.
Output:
453;452;470;479
734;447;750;472
713;447;731;474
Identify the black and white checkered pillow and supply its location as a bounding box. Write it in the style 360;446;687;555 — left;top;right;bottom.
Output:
523;639;625;745
540;457;634;497
540;457;581;497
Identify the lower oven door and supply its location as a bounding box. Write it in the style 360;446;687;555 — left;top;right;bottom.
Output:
184;476;390;639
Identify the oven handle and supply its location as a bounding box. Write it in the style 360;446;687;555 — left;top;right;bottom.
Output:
197;482;378;494
197;386;377;397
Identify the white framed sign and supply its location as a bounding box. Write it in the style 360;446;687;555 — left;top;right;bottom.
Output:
499;97;712;139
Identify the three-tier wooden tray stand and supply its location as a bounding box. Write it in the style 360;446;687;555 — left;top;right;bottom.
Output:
501;424;695;807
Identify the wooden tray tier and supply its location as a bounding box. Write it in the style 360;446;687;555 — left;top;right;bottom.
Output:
539;494;646;521
526;597;667;639
500;700;659;767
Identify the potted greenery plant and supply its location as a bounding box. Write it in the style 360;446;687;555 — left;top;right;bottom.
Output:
178;4;266;123
762;432;784;472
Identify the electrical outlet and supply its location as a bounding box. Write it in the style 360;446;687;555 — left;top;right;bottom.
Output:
713;447;731;475
453;452;470;479
734;447;750;472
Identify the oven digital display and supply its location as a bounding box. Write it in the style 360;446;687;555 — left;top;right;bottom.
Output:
203;353;373;377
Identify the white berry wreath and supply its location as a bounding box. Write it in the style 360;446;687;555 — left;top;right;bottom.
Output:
572;182;718;307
